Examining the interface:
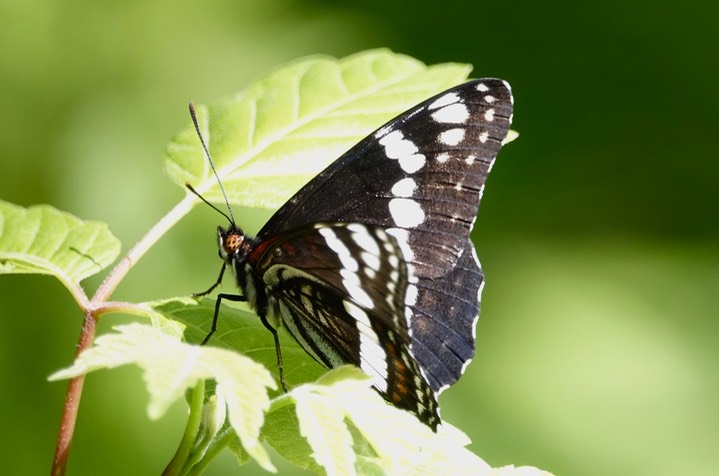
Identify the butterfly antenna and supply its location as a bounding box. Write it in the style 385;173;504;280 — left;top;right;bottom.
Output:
186;102;236;226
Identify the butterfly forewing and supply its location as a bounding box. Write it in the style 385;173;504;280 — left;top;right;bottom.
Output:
251;222;440;427
258;79;513;277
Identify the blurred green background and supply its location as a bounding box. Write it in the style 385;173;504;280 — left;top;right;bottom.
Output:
1;0;717;474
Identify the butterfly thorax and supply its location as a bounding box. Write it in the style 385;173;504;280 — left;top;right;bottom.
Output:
217;225;262;308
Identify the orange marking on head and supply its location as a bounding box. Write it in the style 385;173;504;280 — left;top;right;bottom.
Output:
224;234;244;254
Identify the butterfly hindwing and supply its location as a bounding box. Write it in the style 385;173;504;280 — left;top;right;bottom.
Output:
408;241;483;391
250;222;440;427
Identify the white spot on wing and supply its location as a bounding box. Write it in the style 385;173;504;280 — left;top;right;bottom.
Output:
428;92;460;110
346;223;366;234
405;283;418;306
320;226;374;309
502;80;514;105
439;128;466;146
479;131;489;143
391;177;417;198
404;310;414;334
436;153;450;163
431;103;469;124
436;382;451;396
389;198;425;228
470;247;484;339
379;130;426;173
380;130;417;157
373;123;392;139
349;225;380;256
476;82;489;92
484;108;495;122
344;300;388;392
341;268;373;309
387;228;414;261
400;154;426;173
319;227;358;272
360;251;381;273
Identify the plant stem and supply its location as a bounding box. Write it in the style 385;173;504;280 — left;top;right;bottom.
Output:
51;310;97;476
187;428;235;476
163;380;206;476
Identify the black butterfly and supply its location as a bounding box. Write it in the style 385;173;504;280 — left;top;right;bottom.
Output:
189;79;514;430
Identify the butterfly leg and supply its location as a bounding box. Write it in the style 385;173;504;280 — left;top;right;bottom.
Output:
258;312;288;392
201;291;246;345
192;262;227;298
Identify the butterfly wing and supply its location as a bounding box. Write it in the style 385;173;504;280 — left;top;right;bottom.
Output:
258;79;513;277
251;222;440;427
257;79;513;392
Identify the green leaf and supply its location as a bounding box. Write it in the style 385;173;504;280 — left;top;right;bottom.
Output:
152;297;326;390
266;367;500;476
164;48;473;209
48;322;277;472
226;433;252;467
0;199;120;289
294;379;356;475
504;129;520;145
262;405;321;473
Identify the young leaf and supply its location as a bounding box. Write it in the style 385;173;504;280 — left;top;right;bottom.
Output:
48;322;277;471
0;199;120;290
164;48;473;209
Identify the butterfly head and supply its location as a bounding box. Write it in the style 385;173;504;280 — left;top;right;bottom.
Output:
217;225;250;261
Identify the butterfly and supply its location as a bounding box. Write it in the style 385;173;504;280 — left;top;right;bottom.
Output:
188;78;514;430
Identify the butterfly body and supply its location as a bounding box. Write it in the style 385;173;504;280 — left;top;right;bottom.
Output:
198;79;514;429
